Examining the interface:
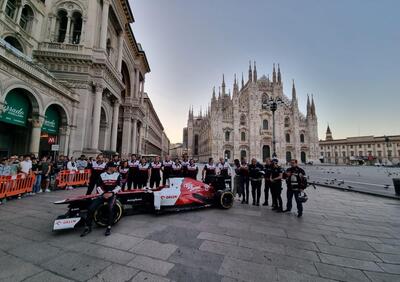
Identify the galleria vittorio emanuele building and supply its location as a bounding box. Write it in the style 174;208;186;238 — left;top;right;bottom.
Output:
0;0;169;158
184;62;319;163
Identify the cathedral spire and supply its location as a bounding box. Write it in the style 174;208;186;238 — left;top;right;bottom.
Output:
306;94;311;117
326;124;333;140
277;64;282;84
292;80;296;100
272;63;277;84
218;86;221;99
253;61;257;82
222;74;226;95
241;72;244;88
311;94;316;117
212;86;216;100
248;60;253;83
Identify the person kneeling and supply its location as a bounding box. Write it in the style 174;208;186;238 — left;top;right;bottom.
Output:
81;162;121;237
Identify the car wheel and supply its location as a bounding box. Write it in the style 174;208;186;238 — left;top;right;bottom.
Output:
217;191;234;209
94;200;123;227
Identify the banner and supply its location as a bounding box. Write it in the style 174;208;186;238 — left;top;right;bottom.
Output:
42;106;60;134
0;90;29;126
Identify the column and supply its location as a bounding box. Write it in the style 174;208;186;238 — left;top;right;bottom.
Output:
91;85;103;150
80;18;86;44
63;127;71;156
134;69;140;98
116;32;124;71
51;15;58;42
121;113;132;156
47;16;54;41
15;4;23;23
100;0;110;49
29;117;44;157
63;15;72;43
131;119;137;154
1;0;8;12
110;100;120;151
137;125;143;155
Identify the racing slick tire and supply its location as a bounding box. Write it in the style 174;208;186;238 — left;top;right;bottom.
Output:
94;200;123;227
216;190;234;209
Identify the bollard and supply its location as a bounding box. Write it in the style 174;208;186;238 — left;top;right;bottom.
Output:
392;178;400;196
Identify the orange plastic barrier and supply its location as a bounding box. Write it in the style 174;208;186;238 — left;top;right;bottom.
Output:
56;169;91;188
0;173;35;199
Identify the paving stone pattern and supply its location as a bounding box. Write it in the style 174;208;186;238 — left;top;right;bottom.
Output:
0;184;399;281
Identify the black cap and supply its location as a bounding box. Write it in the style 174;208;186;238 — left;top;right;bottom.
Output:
106;161;117;168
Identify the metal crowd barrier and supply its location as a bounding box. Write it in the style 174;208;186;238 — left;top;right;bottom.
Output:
56;169;91;188
0;174;36;200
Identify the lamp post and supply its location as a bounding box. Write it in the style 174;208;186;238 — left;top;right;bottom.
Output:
263;97;284;158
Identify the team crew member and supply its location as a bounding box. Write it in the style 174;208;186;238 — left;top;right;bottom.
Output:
127;154;139;190
187;159;198;180
263;159;272;206
270;159;283;212
284;159;306;217
171;158;182;178
233;159;242;199
202;158;216;184
81;162;121;237
112;154;120;166
137;158;150;188
181;155;190;177
239;158;250;204
162;155;173;185
217;157;231;177
119;160;129;191
150;156;162;188
248;158;265;206
86;154;106;195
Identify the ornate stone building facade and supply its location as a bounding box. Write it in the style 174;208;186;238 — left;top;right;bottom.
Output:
320;126;400;165
0;0;169;157
184;62;319;163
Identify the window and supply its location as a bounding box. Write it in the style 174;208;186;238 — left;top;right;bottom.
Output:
241;132;246;141
350;145;353;149
225;131;230;141
106;38;112;56
194;135;199;155
286;151;292;162
19;5;34;32
240;114;246;126
335;152;338;157
388;150;392;157
327;146;330;150
300;134;305;143
342;145;345;149
284;117;290;127
224;150;231;160
71;12;83;44
335;146;337;149
5;0;17;19
359;144;362;148
262;145;271;160
240;150;247;159
377;151;382;157
285;133;290;143
320;152;324;156
342;152;346;157
327;152;331;157
261;94;269;110
262;119;268;130
368;144;371;148
4;36;23;52
359;151;362;156
377;144;381;148
350;151;354;156
56;10;68;43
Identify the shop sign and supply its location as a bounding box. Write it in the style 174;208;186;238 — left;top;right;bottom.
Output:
48;136;56;144
51;144;60;151
0;91;29;126
42;107;60;134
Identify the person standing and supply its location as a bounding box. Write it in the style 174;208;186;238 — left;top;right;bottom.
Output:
284;159;306;217
171;158;182;178
187;159;198;180
149;156;162;188
76;155;88;170
233;159;242;199
202;158;216;184
41;156;52;193
20;155;32;175
162;155;173;185
31;158;42;195
248;158;264;206
181;154;190;177
86;154;106;195
66;157;78;190
127;154;139;190
137;158;150;188
81;162;121;237
270;159;283;212
263;158;272;206
239;158;250;204
119;160;129;191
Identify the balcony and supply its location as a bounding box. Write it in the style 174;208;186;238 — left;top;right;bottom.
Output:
37;42;84;53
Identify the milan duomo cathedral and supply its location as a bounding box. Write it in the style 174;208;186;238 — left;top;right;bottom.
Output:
183;62;319;163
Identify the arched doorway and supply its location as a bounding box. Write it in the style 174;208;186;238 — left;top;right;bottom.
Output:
286;151;292;163
0;88;38;157
39;104;68;158
262;145;271;161
240;150;247;160
4;36;24;53
224;150;231;161
301;151;306;163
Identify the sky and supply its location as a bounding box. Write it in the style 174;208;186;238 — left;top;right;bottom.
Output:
129;0;400;144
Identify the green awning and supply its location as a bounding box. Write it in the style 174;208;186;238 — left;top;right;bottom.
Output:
42;106;60;135
0;90;30;126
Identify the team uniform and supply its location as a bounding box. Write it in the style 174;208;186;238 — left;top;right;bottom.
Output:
127;159;139;189
264;164;273;205
162;160;173;185
150;161;162;188
270;165;284;211
86;161;106;195
187;163;198;180
203;163;216;184
181;160;190;177
239;162;250;204
119;166;129;191
85;171;121;228
137;162;150;188
249;162;265;205
217;162;231;177
171;163;182;178
285;166;306;216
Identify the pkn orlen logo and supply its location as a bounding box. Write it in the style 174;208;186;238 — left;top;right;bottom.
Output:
3;101;24;118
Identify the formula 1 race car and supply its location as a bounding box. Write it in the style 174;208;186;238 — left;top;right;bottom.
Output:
53;176;234;231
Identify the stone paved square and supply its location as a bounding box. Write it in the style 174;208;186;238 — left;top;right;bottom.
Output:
0;185;400;281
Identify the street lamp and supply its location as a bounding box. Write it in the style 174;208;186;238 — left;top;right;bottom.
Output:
263;97;284;158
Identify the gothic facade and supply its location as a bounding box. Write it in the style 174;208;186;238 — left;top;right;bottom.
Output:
184;62;319;163
0;0;169;157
